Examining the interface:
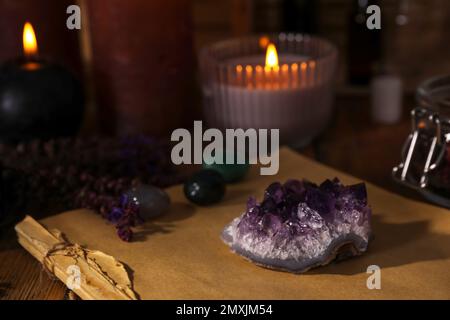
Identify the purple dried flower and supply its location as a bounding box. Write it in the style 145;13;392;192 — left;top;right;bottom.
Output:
0;135;180;241
117;226;132;242
119;194;131;208
108;207;124;224
106;193;143;241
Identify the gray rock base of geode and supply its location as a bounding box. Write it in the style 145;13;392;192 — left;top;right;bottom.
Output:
221;229;368;274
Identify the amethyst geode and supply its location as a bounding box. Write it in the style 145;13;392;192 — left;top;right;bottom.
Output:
221;178;372;273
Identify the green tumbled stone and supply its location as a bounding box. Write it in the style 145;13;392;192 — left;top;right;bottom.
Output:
184;170;226;206
203;152;250;183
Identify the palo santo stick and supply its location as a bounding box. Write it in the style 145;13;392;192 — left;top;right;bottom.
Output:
15;215;138;300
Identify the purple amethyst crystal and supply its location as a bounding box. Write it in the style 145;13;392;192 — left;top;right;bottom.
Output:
222;178;372;273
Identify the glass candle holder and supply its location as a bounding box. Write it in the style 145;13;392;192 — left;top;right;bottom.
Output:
199;33;338;146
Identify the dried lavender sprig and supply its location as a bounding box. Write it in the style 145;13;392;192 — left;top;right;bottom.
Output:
0;135;181;240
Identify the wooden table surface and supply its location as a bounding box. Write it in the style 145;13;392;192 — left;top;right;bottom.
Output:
0;93;432;300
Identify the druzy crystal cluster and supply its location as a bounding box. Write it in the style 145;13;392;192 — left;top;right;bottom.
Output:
222;178;372;273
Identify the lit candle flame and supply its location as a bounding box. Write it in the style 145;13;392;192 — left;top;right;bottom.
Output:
23;22;38;58
265;43;279;68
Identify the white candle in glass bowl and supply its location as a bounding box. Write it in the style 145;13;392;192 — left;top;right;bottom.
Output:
203;43;334;147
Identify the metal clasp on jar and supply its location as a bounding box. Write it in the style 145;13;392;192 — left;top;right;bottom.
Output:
393;107;450;190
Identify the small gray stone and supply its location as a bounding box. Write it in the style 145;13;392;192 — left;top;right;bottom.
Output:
126;185;170;220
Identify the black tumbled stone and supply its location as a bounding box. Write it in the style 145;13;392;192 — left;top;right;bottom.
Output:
184;170;226;206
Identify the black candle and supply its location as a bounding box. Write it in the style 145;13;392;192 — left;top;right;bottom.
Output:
0;22;83;143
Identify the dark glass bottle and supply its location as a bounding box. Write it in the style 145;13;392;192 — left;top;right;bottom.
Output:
347;0;382;85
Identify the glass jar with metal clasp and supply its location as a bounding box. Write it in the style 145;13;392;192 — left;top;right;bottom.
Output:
393;74;450;208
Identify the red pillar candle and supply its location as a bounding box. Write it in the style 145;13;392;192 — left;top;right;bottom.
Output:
0;0;82;75
86;0;196;137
